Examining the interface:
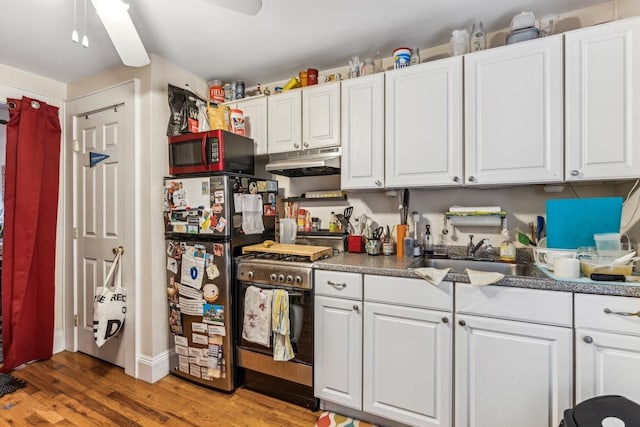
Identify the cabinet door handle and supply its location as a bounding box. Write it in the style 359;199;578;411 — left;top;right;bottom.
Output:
570;170;580;176
604;307;640;317
303;142;309;148
375;180;382;186
327;280;347;289
442;317;449;324
583;336;594;344
458;319;466;326
468;176;476;183
453;176;460;183
294;143;300;149
353;305;360;312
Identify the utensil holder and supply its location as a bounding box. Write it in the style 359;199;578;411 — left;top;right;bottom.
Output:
396;224;409;257
347;235;364;253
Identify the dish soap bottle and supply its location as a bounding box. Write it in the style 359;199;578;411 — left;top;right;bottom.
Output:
499;229;516;263
329;211;338;232
423;224;434;257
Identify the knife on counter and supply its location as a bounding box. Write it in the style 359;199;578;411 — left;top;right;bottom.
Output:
590;273;640;282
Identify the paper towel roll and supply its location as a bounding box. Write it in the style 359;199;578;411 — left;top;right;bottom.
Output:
448;216;502;226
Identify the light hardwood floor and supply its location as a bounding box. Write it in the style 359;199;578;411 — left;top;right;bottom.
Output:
0;351;321;426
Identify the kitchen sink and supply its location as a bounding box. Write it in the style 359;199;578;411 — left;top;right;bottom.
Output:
407;257;528;276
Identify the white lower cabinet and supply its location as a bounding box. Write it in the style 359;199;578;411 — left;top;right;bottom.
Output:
314;271;363;410
575;294;640;404
455;285;573;427
315;271;453;427
363;301;452;427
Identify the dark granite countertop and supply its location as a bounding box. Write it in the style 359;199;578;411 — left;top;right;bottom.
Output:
313;253;640;298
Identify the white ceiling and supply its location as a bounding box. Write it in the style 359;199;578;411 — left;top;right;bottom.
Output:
0;0;609;87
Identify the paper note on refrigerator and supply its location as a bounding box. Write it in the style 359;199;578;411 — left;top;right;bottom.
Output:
181;253;205;289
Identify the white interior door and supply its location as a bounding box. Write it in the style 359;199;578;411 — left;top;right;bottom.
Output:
67;82;136;369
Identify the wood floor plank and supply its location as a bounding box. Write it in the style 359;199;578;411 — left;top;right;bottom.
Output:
2;351;321;426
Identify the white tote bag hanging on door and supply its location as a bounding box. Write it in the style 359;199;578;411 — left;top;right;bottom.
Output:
93;250;126;347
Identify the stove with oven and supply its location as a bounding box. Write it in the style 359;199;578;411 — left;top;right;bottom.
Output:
235;243;336;409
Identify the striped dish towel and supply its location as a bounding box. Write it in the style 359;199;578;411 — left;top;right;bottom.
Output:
272;289;294;361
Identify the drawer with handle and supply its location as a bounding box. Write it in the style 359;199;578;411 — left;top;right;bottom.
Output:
315;270;363;300
575;293;640;335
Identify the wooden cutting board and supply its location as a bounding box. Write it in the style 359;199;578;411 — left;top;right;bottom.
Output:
242;243;333;261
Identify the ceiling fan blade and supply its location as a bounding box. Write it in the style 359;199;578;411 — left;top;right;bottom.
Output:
206;0;262;15
90;0;150;67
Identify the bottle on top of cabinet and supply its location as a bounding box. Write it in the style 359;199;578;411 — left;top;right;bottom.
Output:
470;21;487;51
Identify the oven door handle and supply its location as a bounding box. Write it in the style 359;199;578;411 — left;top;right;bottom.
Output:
327;280;347;289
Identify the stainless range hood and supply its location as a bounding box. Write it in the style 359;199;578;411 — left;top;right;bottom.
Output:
265;146;341;177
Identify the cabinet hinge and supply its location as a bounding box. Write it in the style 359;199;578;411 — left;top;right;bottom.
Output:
74;315;78;327
73;228;78;239
73;140;80;153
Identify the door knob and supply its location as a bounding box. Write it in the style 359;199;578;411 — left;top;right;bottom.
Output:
458;319;466;326
112;246;125;255
571;170;580;176
353;305;360;312
303;142;309;148
294;143;300;149
442;317;449;324
468;176;476;183
453;176;460;183
375;180;382;186
583;336;593;344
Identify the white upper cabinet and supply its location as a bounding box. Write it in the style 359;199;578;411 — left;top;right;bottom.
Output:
302;83;341;150
341;74;385;190
385;57;463;188
267;90;302;154
565;18;640;181
267;83;340;154
464;35;564;185
228;96;268;156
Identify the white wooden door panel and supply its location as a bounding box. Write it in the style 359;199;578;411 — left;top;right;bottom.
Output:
455;315;572;427
341;74;384;190
576;328;640;404
303;83;340;150
385;57;463;188
364;302;451;427
267;91;301;154
565;18;640;180
465;35;563;185
68;81;136;370
314;296;362;410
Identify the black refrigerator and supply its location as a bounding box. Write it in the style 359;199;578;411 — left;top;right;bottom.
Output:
163;173;277;391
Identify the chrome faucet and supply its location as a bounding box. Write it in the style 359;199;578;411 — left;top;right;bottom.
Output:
467;235;492;257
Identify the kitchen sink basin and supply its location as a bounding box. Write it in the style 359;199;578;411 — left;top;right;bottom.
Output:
407;257;528;276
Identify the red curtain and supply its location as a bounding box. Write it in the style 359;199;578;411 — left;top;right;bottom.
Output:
2;97;61;371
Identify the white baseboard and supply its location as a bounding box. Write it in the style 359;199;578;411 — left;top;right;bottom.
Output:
53;330;66;354
137;351;171;383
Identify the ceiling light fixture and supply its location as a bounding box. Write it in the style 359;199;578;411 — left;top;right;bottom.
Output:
71;0;79;43
81;0;89;48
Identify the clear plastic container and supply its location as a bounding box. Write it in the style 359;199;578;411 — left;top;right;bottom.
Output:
594;233;622;257
450;29;469;56
374;49;384;73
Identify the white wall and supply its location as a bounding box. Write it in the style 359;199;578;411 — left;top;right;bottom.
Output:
280;174;627;249
0;64;68;353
